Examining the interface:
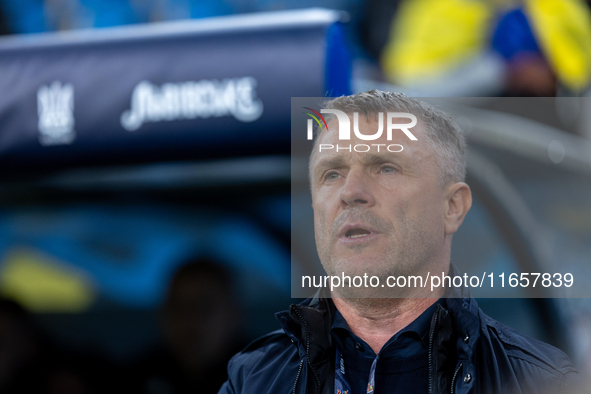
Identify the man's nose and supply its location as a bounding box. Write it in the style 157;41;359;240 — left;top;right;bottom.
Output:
339;170;375;209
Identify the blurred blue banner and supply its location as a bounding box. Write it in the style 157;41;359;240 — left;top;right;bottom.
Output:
0;9;351;176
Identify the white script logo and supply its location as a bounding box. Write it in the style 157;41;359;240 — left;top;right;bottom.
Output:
121;77;264;131
37;81;75;146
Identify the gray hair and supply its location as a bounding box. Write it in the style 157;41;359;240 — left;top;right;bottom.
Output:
313;90;466;187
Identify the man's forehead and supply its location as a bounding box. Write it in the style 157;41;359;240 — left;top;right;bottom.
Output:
316;114;427;147
311;139;411;177
310;114;430;172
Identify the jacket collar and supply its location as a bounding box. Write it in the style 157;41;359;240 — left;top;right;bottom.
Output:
275;288;335;365
443;265;482;362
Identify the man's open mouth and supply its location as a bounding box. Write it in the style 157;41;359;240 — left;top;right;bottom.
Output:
346;229;371;239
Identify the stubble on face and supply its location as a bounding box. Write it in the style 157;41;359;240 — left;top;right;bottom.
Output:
315;198;441;299
311;115;446;299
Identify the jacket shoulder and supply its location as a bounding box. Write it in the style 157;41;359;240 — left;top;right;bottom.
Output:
240;329;291;353
482;313;575;375
228;329;296;371
479;311;582;394
221;329;301;394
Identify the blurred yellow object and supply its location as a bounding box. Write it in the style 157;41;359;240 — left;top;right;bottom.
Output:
0;249;95;312
382;0;591;92
525;0;591;91
381;0;493;84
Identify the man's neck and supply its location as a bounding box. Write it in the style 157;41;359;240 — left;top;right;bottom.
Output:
332;297;439;355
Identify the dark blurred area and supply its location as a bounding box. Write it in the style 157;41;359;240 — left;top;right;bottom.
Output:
0;297;120;394
0;253;261;393
127;257;246;394
0;0;589;392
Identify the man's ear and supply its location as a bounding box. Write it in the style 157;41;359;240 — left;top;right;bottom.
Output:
444;182;472;235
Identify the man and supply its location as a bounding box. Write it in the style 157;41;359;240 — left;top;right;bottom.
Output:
218;90;579;393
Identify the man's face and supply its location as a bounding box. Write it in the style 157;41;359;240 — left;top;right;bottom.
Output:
310;113;449;295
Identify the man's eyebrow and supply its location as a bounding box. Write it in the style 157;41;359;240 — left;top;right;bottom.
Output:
313;155;347;175
362;153;393;165
361;153;405;166
313;152;406;175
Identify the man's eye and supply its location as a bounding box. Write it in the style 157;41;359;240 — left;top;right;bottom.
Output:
380;166;396;173
325;172;340;180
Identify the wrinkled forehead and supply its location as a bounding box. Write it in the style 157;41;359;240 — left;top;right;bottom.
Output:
307;115;439;194
310;112;428;165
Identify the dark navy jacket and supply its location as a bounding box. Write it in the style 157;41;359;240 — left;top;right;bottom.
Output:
219;284;579;394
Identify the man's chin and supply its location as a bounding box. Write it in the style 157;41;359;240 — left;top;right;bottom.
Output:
331;284;407;299
327;266;431;299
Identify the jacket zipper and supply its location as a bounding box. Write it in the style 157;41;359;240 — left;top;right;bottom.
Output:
428;306;440;394
292;307;321;392
292;358;305;394
450;363;463;394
